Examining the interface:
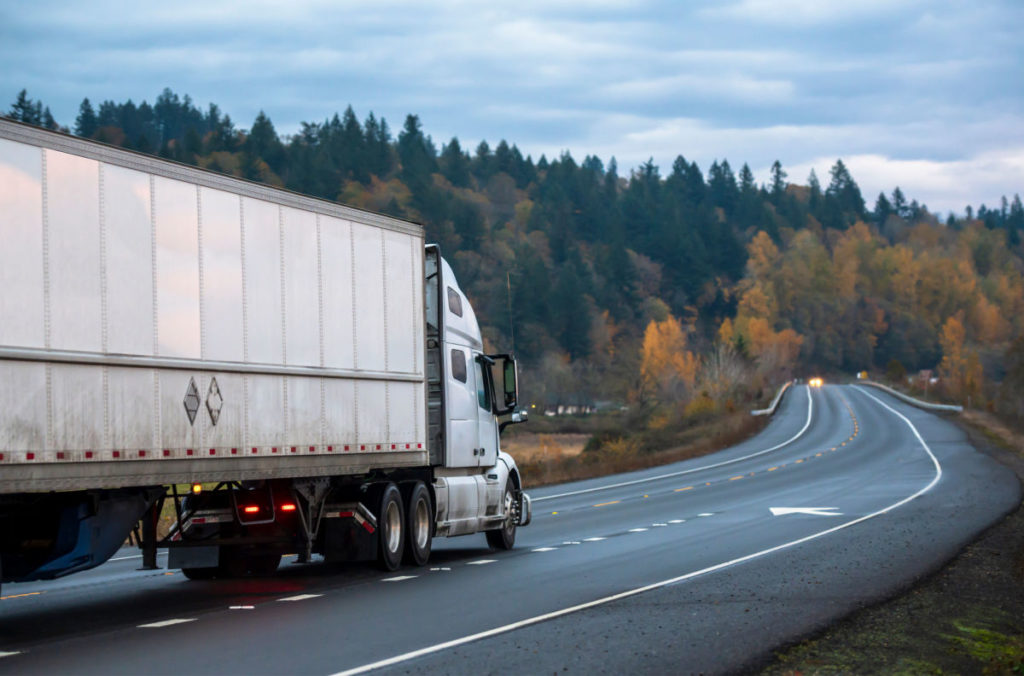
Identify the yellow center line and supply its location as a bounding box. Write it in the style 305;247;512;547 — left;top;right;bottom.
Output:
768;467;778;471
795;459;804;463
815;452;822;457
593;500;620;508
0;591;44;600
674;486;694;492
729;475;744;481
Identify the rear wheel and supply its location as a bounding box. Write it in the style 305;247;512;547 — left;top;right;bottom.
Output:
403;482;433;566
376;484;405;571
486;483;517;550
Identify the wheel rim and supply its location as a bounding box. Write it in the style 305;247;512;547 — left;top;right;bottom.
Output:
503;489;516;536
385;500;402;554
414;497;430;550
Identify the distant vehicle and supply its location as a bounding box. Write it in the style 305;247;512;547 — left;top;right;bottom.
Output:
0;119;531;591
809;378;824;388
856;371;868;380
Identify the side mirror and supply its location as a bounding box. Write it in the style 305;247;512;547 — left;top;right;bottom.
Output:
486;354;518;416
502;357;518;410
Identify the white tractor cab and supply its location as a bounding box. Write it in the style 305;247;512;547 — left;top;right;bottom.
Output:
424;245;530;546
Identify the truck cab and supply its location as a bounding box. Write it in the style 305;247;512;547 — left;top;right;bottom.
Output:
424;245;529;541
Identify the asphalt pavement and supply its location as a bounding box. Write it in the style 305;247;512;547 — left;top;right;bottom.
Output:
0;384;1018;675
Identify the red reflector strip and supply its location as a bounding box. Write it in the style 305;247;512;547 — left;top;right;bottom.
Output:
362;521;375;534
209;448;216;455
187;449;194;456
338;511;353;518
57;451;66;460
139;450;146;458
86;451;94;459
309;446;315;453
163;449;170;457
192;517;207;525
26;452;35;460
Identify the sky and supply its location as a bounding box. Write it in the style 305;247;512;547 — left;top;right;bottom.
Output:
2;0;1022;215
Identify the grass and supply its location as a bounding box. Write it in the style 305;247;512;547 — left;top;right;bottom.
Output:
517;409;767;488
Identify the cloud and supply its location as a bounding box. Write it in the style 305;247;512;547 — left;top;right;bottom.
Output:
790;150;1024;215
702;0;923;26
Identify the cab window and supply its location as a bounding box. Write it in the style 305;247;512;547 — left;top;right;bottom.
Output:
475;362;489;410
447;287;463;317
451;349;467;383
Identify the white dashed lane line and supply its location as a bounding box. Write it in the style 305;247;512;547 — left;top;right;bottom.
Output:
382;576;417;582
466;560;496;566
278;594;323;601
229;605;255;610
138;618;196;629
0;652;21;658
532;547;557;552
583;537;606;542
628;528;648;533
430;567;452;571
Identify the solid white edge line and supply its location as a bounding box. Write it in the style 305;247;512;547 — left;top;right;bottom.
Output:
138;618;196;629
331;386;942;676
0;651;21;658
534;386;814;502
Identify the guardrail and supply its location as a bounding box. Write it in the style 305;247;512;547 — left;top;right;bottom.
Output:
751;380;793;416
860;381;963;413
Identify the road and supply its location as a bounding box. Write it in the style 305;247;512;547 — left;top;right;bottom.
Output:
0;384;1019;674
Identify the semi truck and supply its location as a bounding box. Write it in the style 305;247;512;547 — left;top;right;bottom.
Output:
0;118;531;590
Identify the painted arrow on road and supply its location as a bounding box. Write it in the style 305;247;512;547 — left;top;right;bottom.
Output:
769;507;844;516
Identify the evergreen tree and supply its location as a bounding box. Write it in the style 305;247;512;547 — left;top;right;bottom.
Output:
8;89;41;125
769;160;787;201
892;186;908;219
74;98;98;137
874;192;892;226
41;106;58;130
397;114;436;186
440;137;471;187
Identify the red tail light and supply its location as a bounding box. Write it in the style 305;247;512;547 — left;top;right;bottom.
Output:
280;503;297;512
243;505;260;514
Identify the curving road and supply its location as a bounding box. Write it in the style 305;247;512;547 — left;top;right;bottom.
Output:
0;385;1019;674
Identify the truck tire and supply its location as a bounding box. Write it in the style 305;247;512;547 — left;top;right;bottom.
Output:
486;483;517;550
403;482;432;567
376;483;405;571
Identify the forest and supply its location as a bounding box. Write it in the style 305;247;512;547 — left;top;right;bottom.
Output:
6;88;1024;426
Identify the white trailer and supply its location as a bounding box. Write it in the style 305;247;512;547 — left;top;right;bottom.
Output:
0;119;530;586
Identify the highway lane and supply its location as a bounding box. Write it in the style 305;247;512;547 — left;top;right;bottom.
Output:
0;384;1018;674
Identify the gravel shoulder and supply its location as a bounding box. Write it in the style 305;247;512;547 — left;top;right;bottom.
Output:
763;413;1024;675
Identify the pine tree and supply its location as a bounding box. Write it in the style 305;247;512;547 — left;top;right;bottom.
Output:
769;160;787;201
440;137;471;187
9;89;41;125
74;98;98;137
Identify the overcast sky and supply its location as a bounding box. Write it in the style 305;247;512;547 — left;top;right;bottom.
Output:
2;0;1021;214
